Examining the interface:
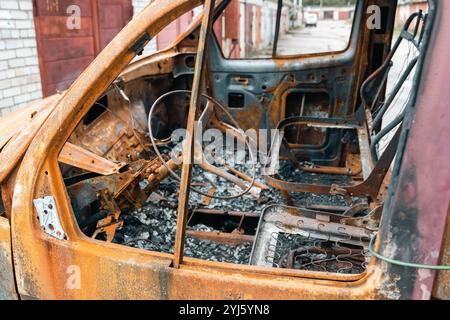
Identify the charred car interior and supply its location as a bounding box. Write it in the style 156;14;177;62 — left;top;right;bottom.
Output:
0;0;448;300
59;0;430;274
60;0;425;268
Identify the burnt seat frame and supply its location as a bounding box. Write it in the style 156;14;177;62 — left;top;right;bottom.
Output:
264;11;427;202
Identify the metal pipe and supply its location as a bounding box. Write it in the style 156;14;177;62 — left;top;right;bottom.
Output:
173;0;216;269
272;0;283;57
371;57;418;131
370;111;405;162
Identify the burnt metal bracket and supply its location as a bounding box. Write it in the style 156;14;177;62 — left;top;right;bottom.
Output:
33;196;66;240
265;126;401;201
173;0;216;269
272;0;283;57
129;32;152;56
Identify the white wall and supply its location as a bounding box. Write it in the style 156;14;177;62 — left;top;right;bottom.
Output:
0;0;42;116
132;0;157;56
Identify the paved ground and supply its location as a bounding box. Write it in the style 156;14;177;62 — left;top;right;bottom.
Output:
255;20;351;56
277;20;352;55
276;20;415;99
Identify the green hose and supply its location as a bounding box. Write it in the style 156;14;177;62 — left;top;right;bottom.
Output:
369;234;450;270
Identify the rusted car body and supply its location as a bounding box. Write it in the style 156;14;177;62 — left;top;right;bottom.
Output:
0;0;448;300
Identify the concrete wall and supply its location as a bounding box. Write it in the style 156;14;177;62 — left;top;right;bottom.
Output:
0;0;42;116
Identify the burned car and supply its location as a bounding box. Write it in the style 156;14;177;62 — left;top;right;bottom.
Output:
0;0;449;300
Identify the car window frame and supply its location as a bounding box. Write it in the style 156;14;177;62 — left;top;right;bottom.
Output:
213;0;361;60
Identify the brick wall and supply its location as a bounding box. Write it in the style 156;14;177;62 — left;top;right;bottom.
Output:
0;0;42;116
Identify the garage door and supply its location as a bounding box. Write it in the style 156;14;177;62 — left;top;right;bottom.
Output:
33;0;132;97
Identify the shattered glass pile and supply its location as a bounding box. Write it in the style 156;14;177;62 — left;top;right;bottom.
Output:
114;164;267;264
114;153;365;267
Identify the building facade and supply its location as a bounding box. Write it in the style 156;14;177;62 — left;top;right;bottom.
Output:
0;0;299;116
0;0;41;116
0;0;136;115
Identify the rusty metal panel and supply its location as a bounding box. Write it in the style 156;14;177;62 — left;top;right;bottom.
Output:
33;0;92;16
0;95;60;184
33;0;132;97
0;217;18;300
8;0;380;299
40;37;95;62
5;0;444;300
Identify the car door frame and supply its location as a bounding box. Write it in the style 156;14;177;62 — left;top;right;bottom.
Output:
208;0;369;167
8;0;442;300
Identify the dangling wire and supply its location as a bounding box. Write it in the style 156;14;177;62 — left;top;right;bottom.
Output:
147;89;257;200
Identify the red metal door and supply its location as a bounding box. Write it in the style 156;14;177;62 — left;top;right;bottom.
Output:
156;11;194;50
338;11;349;20
96;0;133;50
255;6;262;50
33;0;132;97
213;13;223;46
224;0;240;58
244;3;254;56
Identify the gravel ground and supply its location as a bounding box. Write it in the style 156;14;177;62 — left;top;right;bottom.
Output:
113;164;270;264
113;154;363;265
113;201;253;264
